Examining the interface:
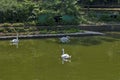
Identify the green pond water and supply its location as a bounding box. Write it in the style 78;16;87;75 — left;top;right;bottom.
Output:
0;36;120;80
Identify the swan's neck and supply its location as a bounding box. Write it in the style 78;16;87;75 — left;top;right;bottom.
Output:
16;33;18;40
62;48;65;54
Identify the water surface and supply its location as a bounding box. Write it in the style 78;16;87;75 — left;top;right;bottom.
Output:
0;36;120;80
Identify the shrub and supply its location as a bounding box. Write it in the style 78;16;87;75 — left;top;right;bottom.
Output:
14;27;25;32
61;15;79;25
39;29;48;34
37;10;56;26
28;27;37;31
116;15;120;21
1;23;12;27
99;14;111;21
65;28;80;33
37;15;56;26
46;16;56;26
12;23;24;27
25;21;36;26
50;31;56;34
4;28;13;32
0;28;5;32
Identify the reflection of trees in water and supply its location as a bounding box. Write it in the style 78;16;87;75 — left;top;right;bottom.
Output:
68;36;118;46
79;37;102;46
107;41;120;62
111;42;120;54
61;36;102;46
45;36;119;46
107;51;113;61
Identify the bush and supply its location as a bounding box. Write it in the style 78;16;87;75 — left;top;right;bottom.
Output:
1;23;12;27
4;28;13;32
25;21;36;26
46;17;56;26
0;28;5;32
12;23;24;27
116;15;120;21
37;15;56;26
99;14;111;21
14;27;25;32
39;29;48;34
28;27;37;31
50;31;56;34
37;10;56;26
65;28;80;33
0;0;81;25
61;15;79;25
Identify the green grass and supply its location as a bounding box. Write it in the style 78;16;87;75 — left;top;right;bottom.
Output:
0;36;120;80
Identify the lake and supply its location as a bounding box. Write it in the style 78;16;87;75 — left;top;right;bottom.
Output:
0;36;120;80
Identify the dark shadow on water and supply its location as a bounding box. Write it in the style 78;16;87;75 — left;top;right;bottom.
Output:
79;37;102;46
42;33;120;46
57;36;119;46
68;37;102;46
55;36;102;46
106;33;120;39
100;37;118;42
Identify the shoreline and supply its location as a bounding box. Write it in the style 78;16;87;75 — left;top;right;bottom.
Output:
0;31;104;40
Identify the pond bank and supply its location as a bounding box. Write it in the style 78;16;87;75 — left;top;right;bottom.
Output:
49;24;120;31
0;31;104;40
23;24;120;31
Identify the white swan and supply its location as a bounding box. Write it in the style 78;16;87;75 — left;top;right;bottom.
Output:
60;36;70;43
61;54;71;59
10;33;19;43
61;48;71;64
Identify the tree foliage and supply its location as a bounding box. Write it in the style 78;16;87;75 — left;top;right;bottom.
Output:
0;0;80;25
